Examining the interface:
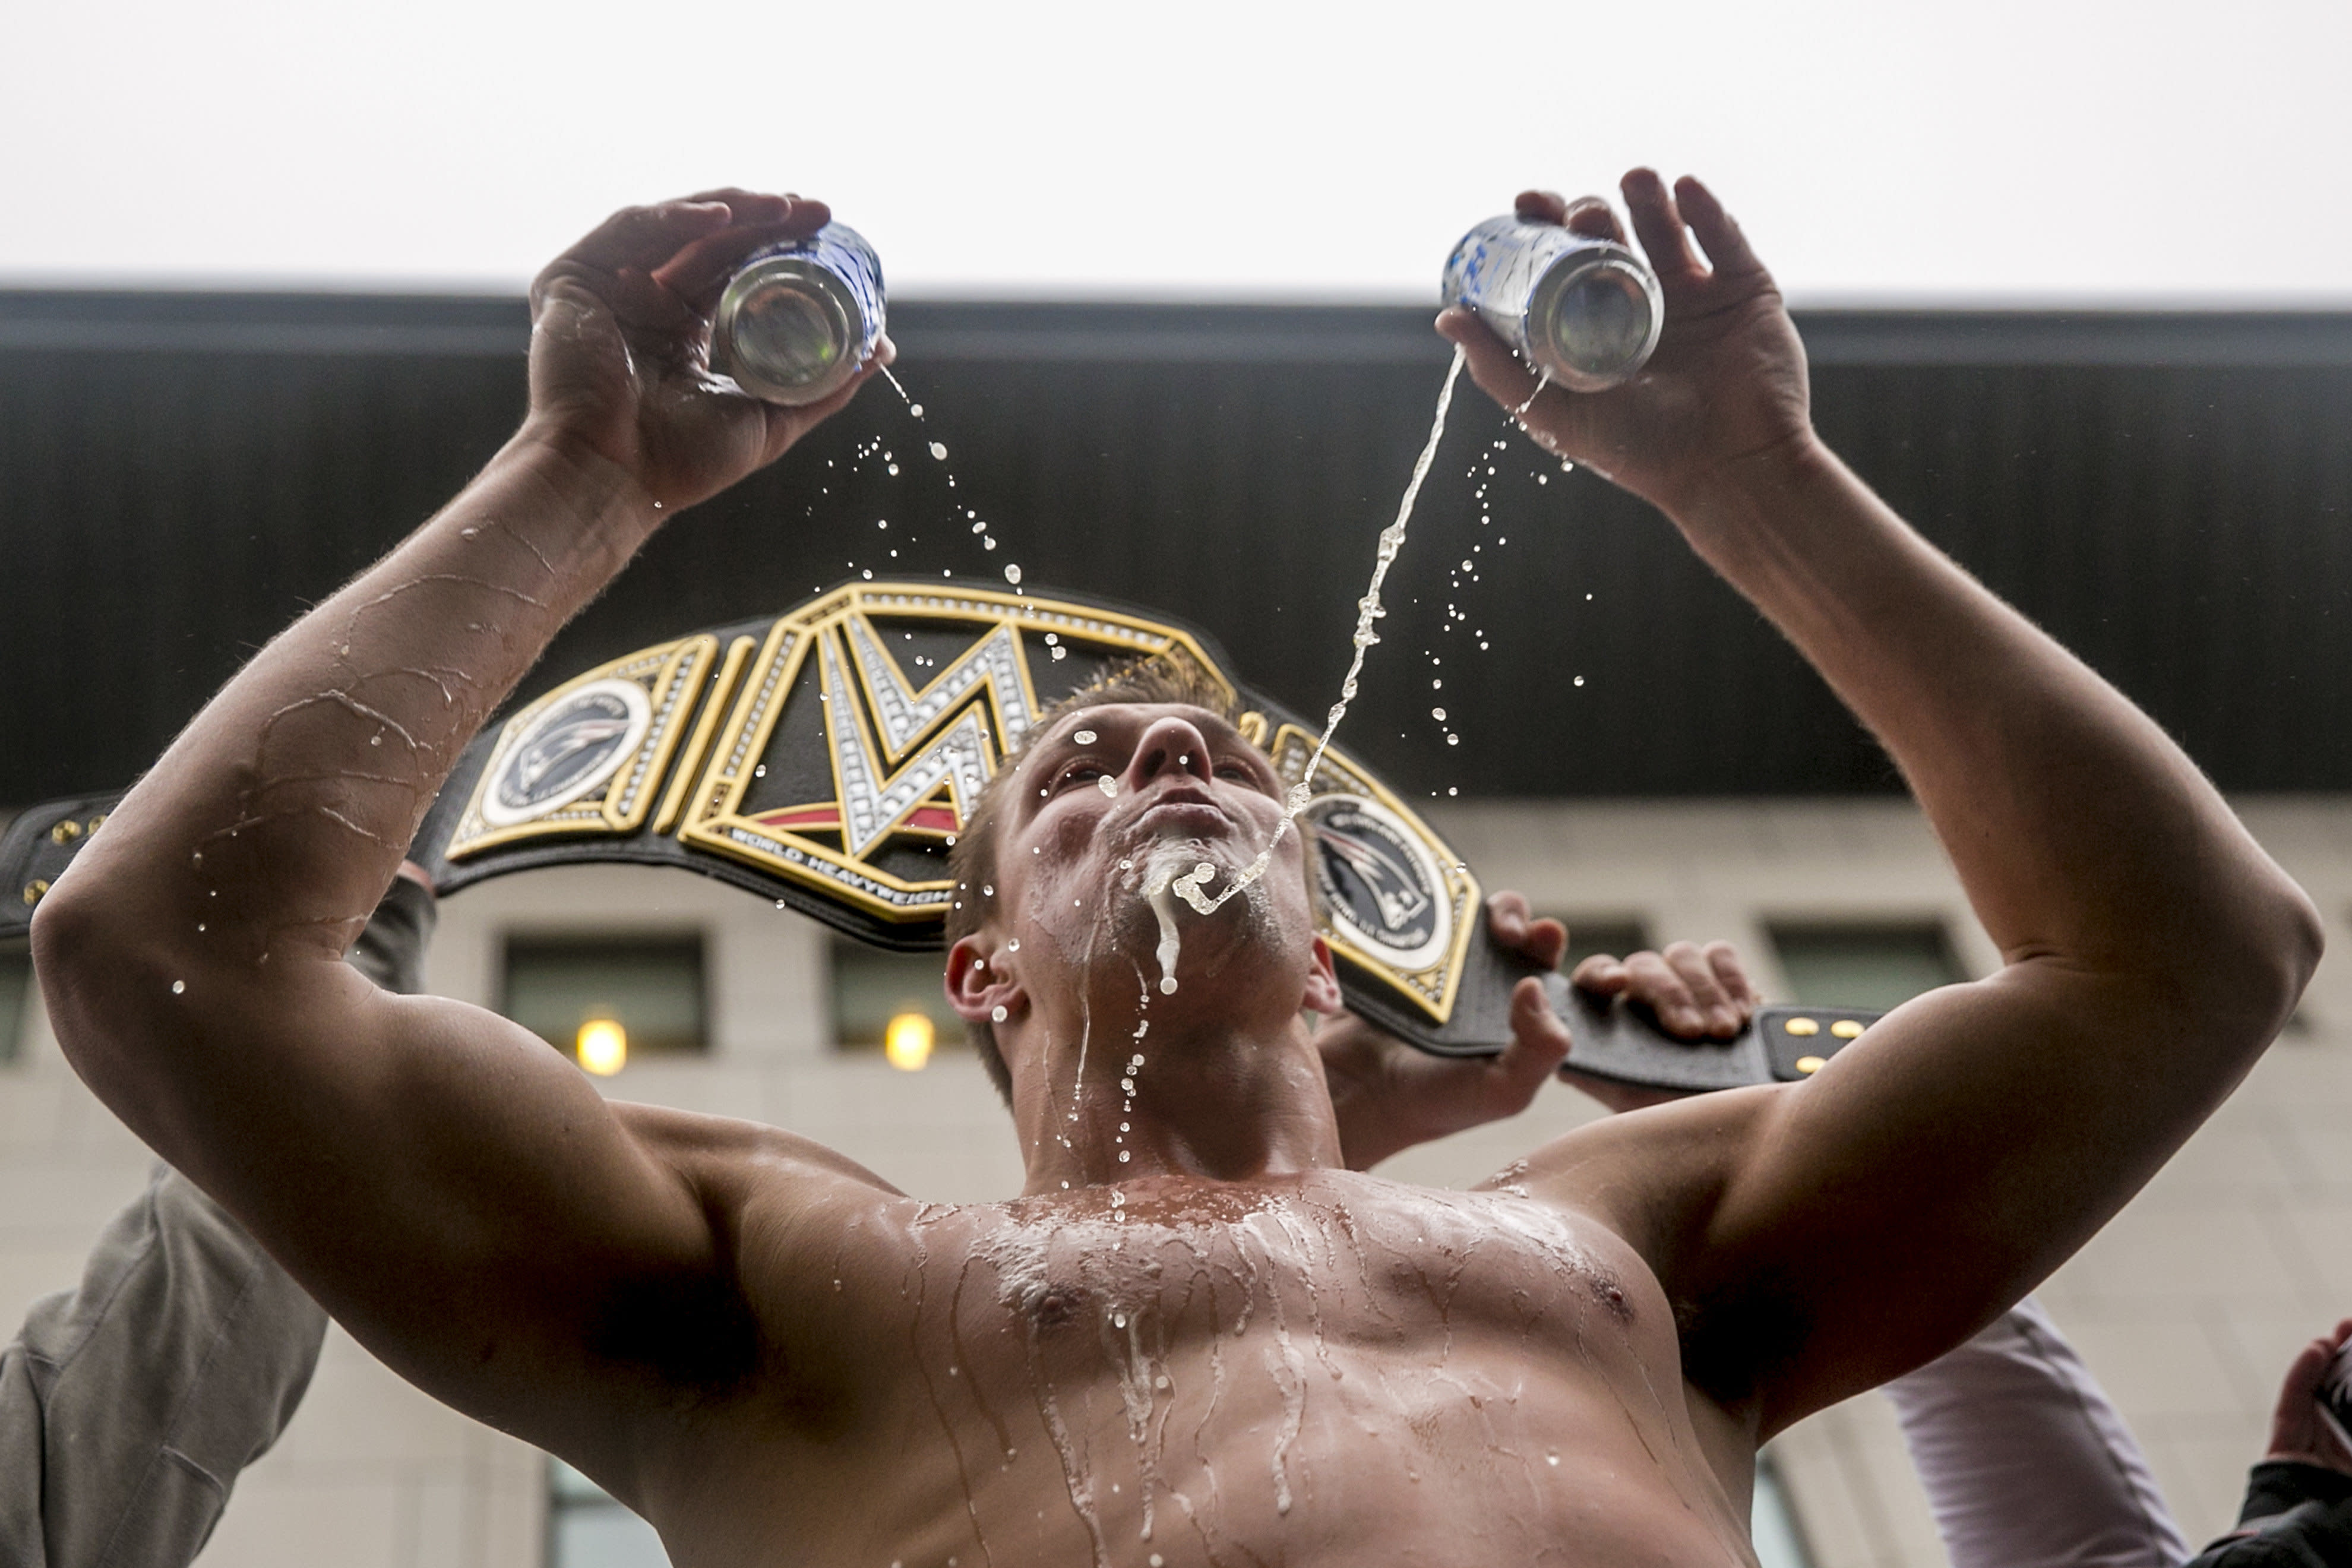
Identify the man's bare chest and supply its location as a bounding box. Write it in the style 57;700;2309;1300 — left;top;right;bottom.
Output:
767;1174;1664;1412
697;1173;1746;1568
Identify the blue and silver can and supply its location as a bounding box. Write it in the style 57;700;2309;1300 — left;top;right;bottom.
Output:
1441;216;1662;391
711;222;886;406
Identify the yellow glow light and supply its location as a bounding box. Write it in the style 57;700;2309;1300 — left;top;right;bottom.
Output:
576;1018;627;1076
884;1011;935;1072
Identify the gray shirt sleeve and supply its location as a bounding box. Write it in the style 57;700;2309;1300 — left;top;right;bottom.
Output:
0;876;434;1568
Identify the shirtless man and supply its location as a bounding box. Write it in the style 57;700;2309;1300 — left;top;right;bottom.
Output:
31;176;2321;1567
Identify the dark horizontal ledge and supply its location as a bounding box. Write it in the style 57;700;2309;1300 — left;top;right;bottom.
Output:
4;292;2350;368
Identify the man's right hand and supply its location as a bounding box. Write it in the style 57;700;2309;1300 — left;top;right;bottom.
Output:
524;189;892;513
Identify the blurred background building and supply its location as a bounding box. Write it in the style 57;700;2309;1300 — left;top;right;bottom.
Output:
2;292;2350;1568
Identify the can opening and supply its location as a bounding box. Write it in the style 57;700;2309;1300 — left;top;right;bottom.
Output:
1547;261;1656;382
732;278;843;389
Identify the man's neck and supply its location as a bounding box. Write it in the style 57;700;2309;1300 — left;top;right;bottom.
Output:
1011;998;1344;1195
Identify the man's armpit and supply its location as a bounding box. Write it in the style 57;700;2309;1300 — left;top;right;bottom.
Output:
1511;1086;1781;1263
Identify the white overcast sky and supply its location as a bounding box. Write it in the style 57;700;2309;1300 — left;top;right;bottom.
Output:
4;0;2344;304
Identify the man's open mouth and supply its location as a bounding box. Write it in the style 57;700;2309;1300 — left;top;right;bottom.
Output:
1121;785;1234;839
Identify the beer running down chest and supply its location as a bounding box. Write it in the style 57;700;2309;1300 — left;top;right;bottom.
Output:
843;1175;1665;1439
717;1176;1748;1568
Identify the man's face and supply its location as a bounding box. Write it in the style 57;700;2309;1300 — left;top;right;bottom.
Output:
987;701;1317;982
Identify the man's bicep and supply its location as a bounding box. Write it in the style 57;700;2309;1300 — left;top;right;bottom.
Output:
1682;968;2219;1429
175;977;736;1455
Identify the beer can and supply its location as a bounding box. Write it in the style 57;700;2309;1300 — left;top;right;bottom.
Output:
1441;216;1663;392
711;222;885;406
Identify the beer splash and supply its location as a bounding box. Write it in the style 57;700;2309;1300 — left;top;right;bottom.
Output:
1420;381;1578;781
1141;347;1468;943
881;366;1026;593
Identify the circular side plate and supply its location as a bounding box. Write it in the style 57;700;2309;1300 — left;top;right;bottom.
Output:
1304;793;1455;973
479;677;653;828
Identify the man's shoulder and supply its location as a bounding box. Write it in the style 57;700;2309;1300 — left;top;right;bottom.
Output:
609;1101;913;1209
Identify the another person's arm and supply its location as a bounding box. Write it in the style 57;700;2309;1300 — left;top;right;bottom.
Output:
1319;893;1757;1168
1450;173;2322;1431
30;192;889;1497
2186;1320;2352;1566
0;871;432;1568
1886;1296;2190;1568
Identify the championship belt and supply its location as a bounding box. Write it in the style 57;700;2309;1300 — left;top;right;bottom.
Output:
2;581;1873;1089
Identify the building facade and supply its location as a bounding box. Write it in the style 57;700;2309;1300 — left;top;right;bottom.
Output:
5;290;2348;1564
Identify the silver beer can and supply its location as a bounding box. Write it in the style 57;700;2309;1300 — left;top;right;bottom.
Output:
711;222;885;406
1441;216;1663;391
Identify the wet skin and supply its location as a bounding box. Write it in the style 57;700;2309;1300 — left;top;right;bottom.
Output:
648;1153;1759;1568
631;701;1768;1568
33;182;2321;1568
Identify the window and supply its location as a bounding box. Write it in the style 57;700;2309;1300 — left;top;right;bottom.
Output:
831;938;963;1070
548;1459;670;1567
1768;922;1964;1012
1752;1452;1816;1568
0;941;28;1064
1548;916;1654;976
502;934;706;1077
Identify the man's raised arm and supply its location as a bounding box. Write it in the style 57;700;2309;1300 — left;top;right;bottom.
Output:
31;191;887;1479
1442;174;2322;1431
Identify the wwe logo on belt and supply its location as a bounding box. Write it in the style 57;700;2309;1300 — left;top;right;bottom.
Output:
675;586;1213;923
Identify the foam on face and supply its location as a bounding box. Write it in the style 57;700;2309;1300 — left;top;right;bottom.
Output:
1142;347;1468;931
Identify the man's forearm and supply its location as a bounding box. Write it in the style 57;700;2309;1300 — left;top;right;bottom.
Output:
1671;436;2318;1016
51;431;649;978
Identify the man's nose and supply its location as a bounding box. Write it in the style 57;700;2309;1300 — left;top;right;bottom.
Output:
1126;717;1215;788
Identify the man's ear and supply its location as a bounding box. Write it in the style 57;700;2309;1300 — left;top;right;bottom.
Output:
1304;935;1345;1016
944;935;1023;1023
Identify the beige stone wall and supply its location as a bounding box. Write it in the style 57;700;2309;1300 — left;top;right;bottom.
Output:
1;796;2343;1567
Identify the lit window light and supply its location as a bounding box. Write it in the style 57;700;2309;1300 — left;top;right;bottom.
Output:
884;1011;935;1071
576;1018;627;1076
